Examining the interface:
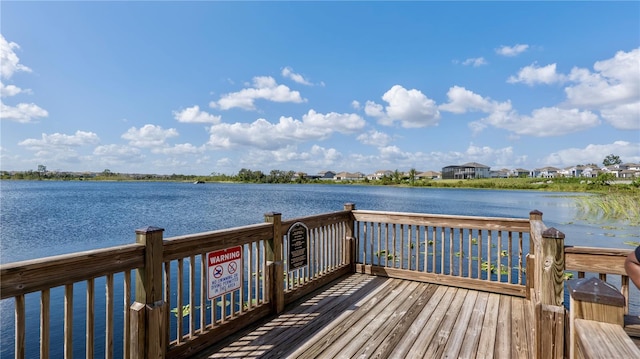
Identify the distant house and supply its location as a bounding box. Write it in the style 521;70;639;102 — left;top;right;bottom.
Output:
416;171;441;180
368;170;394;180
490;169;510;178
441;162;490;179
530;167;561;178
581;166;600;178
512;168;530;178
334;172;365;181
317;171;336;180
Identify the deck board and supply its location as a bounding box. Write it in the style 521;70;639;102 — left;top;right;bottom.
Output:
194;273;533;359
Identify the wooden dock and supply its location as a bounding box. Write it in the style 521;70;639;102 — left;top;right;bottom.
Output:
197;274;533;359
2;206;639;359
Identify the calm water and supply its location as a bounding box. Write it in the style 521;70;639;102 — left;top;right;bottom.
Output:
1;181;637;358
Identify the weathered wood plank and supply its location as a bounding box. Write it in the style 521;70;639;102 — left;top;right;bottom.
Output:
1;244;144;299
355;264;526;297
206;274;386;359
367;284;439;358
475;293;501;359
423;288;469;358
344;282;430;358
575;319;640;358
317;281;417;358
565;253;628;276
388;285;449;359
495;294;512;358
163;223;272;261
246;275;390;359
441;289;479;358
512;297;532;359
395;286;458;358
458;291;489;359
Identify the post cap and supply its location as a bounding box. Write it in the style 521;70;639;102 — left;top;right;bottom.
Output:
542;227;565;239
135;226;164;234
567;277;625;307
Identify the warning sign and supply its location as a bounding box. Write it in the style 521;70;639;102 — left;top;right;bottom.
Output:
207;246;242;299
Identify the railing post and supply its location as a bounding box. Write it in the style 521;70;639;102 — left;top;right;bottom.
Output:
567;277;626;359
344;203;356;272
528;210;543;299
529;210;566;359
541;227;565;307
265;212;284;314
130;226;166;359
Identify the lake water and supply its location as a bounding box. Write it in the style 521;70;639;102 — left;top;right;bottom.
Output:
1;181;637;357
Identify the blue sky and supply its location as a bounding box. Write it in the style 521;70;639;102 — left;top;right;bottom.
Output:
1;2;639;176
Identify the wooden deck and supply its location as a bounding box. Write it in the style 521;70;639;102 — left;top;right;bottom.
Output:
195;274;534;359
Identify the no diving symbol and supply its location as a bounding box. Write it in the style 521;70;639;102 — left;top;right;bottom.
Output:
228;261;237;274
213;265;223;278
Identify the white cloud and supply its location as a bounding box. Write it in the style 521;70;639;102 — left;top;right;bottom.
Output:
439;86;504;114
507;63;566;85
357;130;393;147
563;48;640;129
0;102;48;123
211;76;306;110
366;85;440;128
462;57;488;67
208;109;365;150
471;106;600;137
173;105;221;124
496;44;529;57
542;141;640;167
281;67;312;86
19;130;100;149
1;82;28;97
121;124;179;148
599;102;640;130
152;143;204;155
0;34;32;79
351;100;361;110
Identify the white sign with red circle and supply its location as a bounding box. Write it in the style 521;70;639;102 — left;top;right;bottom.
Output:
207;246;242;299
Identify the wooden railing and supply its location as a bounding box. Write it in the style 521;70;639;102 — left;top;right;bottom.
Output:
0;207;354;359
2;204;636;359
351;208;531;297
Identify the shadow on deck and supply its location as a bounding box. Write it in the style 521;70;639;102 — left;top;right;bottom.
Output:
196;274;533;359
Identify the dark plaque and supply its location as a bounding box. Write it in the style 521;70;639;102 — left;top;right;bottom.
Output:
287;222;308;271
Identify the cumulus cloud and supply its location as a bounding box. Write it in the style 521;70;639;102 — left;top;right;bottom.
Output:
496;44;529;57
210;76;306;110
461;57;488;67
173;105;221;124
1;82;29;97
542;141;640;167
0;35;32;79
0;35;48;124
0;102;48;123
281;67;312;86
121;124;179;148
357;130;393;147
439;86;505;114
471;107;600;137
151;143;204;155
19;130;100;149
365;85;440;128
563;48;640;130
207;109;365;150
507;63;567;85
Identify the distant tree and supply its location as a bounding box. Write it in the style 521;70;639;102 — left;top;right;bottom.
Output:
408;168;417;186
37;164;47;178
603;154;622;167
392;170;402;184
102;169;112;177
